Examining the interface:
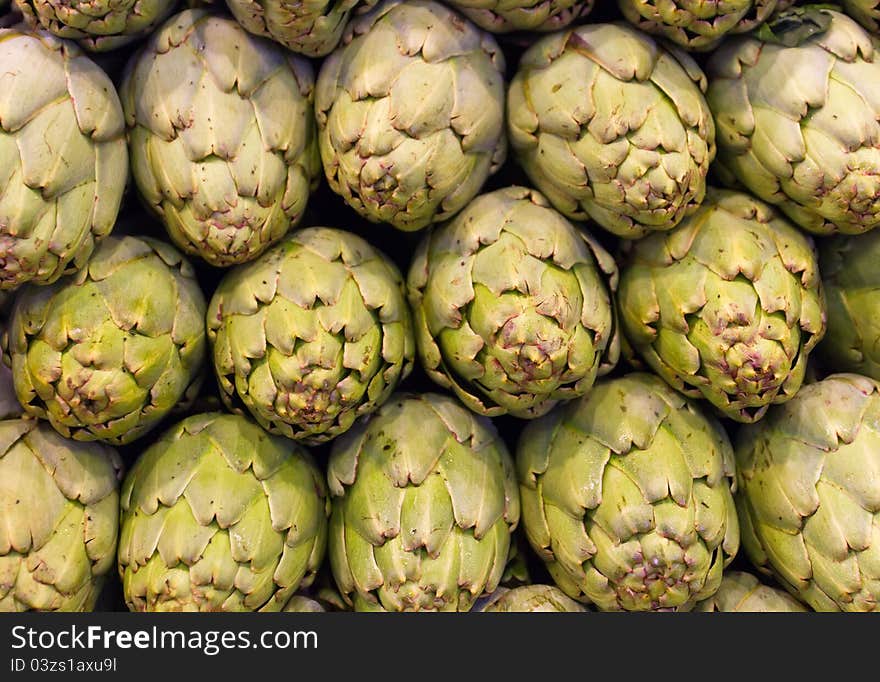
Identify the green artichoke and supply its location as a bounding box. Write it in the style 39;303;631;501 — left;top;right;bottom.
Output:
518;373;740;611
207;227;414;444
816;230;880;381
0;28;127;290
507;23;715;239
118;412;329;612
314;0;507;232
618;0;783;51
735;373;880;612
328;392;520;612
0;417;121;611
707;7;880;235
475;585;588;612
15;0;177;51
618;188;826;424
225;0;378;56
693;571;808;612
4;235;206;445
442;0;593;33
408;186;619;420
121;9;320;267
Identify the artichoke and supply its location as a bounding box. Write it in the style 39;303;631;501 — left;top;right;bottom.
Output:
314;0;507;232
707;7;880;235
207;227;414;444
693;571;808;612
816;230;880;381
617;0;783;51
118;412;329;612
121;9;320;267
4;235;206;446
408;186;619;420
0;417;121;611
735;373;880;612
15;0;177;51
442;0;593;33
507;23;715;239
225;0;378;56
328;392;520;612
618;188;826;424
518;373;740;611
0;28;127;290
474;585;587;612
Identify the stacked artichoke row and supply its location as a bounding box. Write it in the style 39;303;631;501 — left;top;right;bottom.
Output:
2;0;880;614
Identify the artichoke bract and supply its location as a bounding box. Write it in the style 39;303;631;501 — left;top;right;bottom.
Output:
5;235;206;446
15;0;176;51
225;0;378;56
443;0;593;33
315;0;507;232
693;571;808;612
474;585;587;612
207;227;414;445
118;412;329;612
408;186;619;420
707;7;880;235
507;23;715;239
817;231;880;381
327;393;520;612
735;374;880;612
0;28;127;290
617;0;783;51
618;189;826;424
0;418;121;611
121;9;320;267
518;373;740;611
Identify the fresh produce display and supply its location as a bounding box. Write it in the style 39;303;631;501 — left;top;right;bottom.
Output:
15;0;177;51
707;7;880;235
0;27;127;291
315;0;507;232
444;0;594;32
121;9;320;266
518;373;740;611
225;0;378;56
0;414;122;611
735;374;880;612
693;571;808;612
3;0;875;617
474;585;588;612
817;230;880;380
3;235;206;445
617;0;783;50
327;392;520;611
207;227;414;443
117;412;329;612
507;22;715;238
408;186;619;419
618;188;826;423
